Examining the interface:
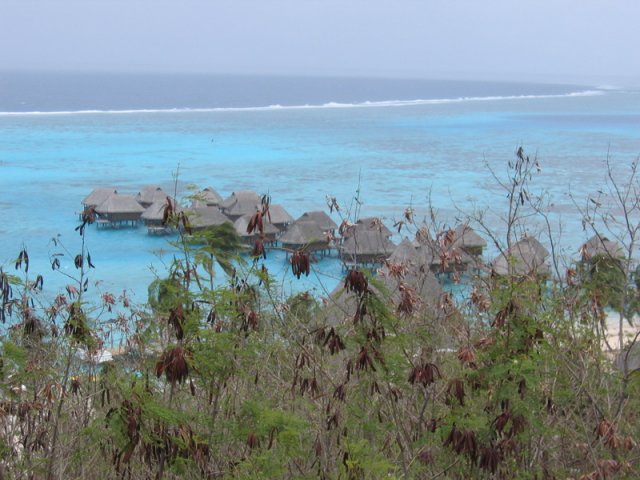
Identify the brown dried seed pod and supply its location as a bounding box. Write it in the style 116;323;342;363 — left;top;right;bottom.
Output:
479;444;501;473
155;346;190;385
344;269;368;297
457;346;476;366
252;238;266;259
168;305;186;340
291;250;311;279
446;379;465;406
408;361;440;387
397;283;418;315
594;419;615;439
246;432;258;449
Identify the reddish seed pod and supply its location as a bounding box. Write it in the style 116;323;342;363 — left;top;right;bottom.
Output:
155;346;190;385
291;250;310;279
344;269;368;297
408;361;440;387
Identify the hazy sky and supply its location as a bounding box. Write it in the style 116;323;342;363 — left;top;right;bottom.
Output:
1;0;638;84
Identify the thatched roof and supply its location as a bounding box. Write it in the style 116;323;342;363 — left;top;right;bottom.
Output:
136;185;167;206
582;235;624;260
346;217;393;238
388;238;435;265
617;342;640;373
341;229;395;257
191;187;224;208
429;245;476;270
95;194;145;215
320;264;450;333
452;224;487;250
268;204;294;226
234;214;279;238
82;187;118;207
297;211;338;232
280;221;327;248
186;208;232;229
491;236;550;276
220;190;262;217
141;199;182;222
378;266;446;318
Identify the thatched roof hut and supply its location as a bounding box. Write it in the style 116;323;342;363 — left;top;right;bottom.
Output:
452;224;487;256
343;217;393;239
388;238;436;266
268;204;294;231
429;244;476;274
141;199;182;225
341;229;395;265
220;191;261;221
191;187;224;208
319;262;458;349
581;235;624;261
82;187;118;209
234;214;279;243
136;185;167;208
186;208;232;230
617;341;640;373
280;221;329;252
297;211;338;233
95;193;145;223
491;236;550;277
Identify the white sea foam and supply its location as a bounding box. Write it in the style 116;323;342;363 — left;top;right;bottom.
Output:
0;90;605;116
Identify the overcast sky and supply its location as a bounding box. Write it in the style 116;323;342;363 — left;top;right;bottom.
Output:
1;0;638;85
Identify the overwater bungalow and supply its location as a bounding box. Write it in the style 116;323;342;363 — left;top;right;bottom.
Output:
490;235;550;277
219;190;262;221
141;199;182;235
340;229;396;267
267;204;294;232
580;235;624;261
234;214;279;244
135;185;167;208
297;211;338;235
320;257;458;343
379;252;451;322
82;187;118;212
343;217;393;239
410;225;480;275
191;187;224;208
185;208;232;231
94;193;145;227
452;224;487;257
387;238;435;267
280;220;330;254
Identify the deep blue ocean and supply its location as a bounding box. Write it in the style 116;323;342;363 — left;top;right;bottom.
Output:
1;72;639;308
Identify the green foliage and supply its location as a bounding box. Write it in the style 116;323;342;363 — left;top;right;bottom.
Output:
189;222;243;278
3;163;640;479
1;340;27;369
580;254;628;310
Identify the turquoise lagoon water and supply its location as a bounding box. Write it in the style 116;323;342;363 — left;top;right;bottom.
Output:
1;75;639;309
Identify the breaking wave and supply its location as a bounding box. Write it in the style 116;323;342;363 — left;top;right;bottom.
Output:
0;90;605;116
